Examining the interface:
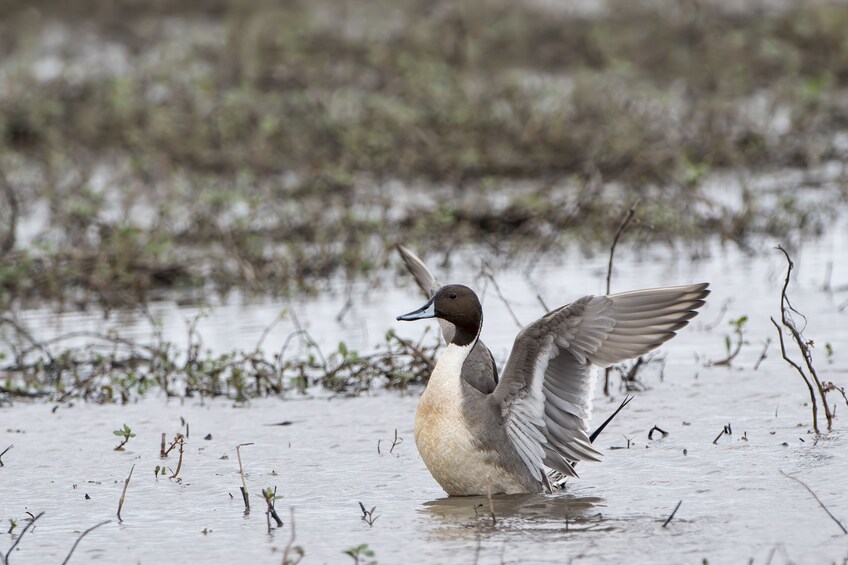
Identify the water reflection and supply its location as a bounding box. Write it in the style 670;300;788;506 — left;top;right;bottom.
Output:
421;492;608;533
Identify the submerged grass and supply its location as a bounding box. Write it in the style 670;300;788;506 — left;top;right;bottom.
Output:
0;0;847;305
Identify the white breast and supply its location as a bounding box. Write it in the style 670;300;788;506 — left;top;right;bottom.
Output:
414;343;525;496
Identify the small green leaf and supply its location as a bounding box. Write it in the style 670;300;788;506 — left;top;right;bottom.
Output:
729;315;748;329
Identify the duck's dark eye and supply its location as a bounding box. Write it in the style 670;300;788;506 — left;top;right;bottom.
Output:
449;292;457;299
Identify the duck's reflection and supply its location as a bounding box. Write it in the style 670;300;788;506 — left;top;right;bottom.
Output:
420;492;607;533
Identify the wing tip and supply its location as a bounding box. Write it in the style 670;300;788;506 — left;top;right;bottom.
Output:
396;243;438;297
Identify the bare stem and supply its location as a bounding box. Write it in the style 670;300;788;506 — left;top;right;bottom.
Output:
169;436;185;479
780;469;847;535
753;338;771;371
662;500;682;528
117;464;135;522
0;170;18;256
4;511;44;564
237;443;254;513
486;485;496;527
281;508;303;565
389;429;402;454
61;520;110;565
602;201;640;396
0;444;12;467
773;246;832;432
388;333;435;372
711;328;744;367
483;271;522;329
606;200;639;295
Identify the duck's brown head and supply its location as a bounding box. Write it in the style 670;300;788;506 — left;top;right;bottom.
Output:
397;284;482;346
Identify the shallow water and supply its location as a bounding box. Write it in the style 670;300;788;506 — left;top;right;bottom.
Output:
2;217;848;564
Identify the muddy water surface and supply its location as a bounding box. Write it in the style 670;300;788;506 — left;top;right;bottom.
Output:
3;219;848;564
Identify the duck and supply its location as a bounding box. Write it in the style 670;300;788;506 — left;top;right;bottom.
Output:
397;276;709;496
397;244;632;444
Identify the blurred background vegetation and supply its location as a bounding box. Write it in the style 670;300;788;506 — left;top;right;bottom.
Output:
1;0;847;306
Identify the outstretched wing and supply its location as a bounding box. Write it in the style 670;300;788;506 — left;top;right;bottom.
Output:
490;283;709;482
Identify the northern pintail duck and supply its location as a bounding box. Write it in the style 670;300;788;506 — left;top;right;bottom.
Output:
396;267;709;496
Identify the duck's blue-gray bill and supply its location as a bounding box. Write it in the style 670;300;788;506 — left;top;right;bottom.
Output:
397;298;436;321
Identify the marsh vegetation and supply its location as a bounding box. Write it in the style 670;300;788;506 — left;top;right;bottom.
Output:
0;0;847;306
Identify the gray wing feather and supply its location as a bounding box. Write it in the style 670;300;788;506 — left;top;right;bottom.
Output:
492;283;709;482
396;244;441;297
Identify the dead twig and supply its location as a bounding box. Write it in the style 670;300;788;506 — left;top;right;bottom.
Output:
161;433;183;458
648;426;669;440
712;423;732;444
282;508;304;565
289;310;328;369
61;520;110;565
771;245;832;432
603;201;639;397
771;316;820;431
389;429;403;454
336;297;353;323
0;170;18;256
169;435;185;479
486;485;496;527
779;470;847;535
388;332;435;372
753;338;771;371
4;510;44;563
823;381;848;409
0;444;12;467
617;355;653;392
482;271;522;329
822;261;833;293
606;201;639;295
255;310;287;353
710;316;748;367
117;464;135;522
662;500;682;528
702;300;729;331
237;443;254;513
